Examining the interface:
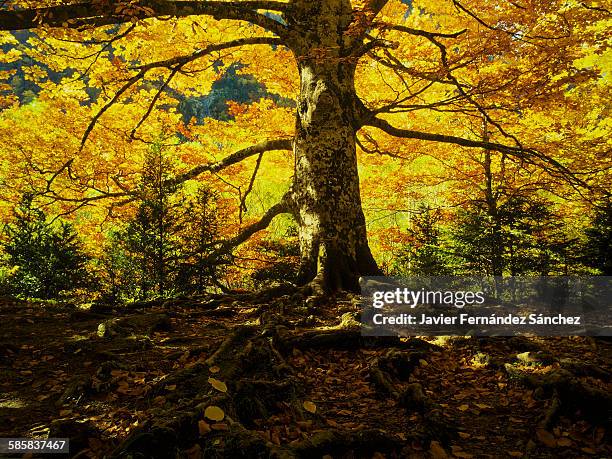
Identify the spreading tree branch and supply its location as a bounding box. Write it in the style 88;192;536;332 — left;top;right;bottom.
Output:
32;138;292;216
0;1;289;37
365;116;588;189
203;191;294;265
239;151;264;223
168;138;292;188
421;32;523;146
381;24;467;40
80;36;282;148
452;0;571;41
129;65;181;140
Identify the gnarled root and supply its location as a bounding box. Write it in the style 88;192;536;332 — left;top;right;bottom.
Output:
505;366;612;425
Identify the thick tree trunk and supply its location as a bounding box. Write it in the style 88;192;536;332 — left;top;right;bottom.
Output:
287;0;381;292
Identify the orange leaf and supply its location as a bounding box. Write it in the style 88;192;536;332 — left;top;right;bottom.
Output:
536;429;557;448
303;401;317;414
204;406;225;422
198;420;211;436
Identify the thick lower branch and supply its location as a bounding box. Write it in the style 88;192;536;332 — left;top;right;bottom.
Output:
0;1;289;36
202;191;294;265
169;138;292;187
36;139;292;218
365;116;588;188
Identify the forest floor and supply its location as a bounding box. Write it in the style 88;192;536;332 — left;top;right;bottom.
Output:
0;293;610;459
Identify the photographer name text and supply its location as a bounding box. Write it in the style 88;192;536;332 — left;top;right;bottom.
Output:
371;313;582;326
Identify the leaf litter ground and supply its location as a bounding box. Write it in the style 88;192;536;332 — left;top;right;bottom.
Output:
0;295;610;458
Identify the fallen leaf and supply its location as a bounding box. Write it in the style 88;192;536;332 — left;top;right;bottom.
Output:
198;420;211;436
508;452;523;457
458;404;469;411
209;366;220;374
557;438;572;447
204;405;225;422
303;401;317;414
429;441;448;459
208;377;227;393
536;429;557;448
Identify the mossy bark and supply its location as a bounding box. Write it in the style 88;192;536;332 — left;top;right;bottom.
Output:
286;0;381;292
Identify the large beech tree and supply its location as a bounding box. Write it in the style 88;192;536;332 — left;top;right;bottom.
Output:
0;0;609;291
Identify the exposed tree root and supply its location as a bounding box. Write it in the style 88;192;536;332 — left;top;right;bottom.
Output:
505;366;612;425
96;313;171;338
55;375;92;407
368;355;429;412
279;311;407;351
205;325;258;378
559;359;612;380
83;289;456;458
286;328;363;350
367;351;456;446
197;283;303;309
539;389;562;430
281;428;404;458
109;321;308;458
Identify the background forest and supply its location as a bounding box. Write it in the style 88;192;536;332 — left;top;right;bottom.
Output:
0;0;610;301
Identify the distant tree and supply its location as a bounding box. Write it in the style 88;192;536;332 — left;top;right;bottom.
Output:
2;193;88;299
583;200;612;275
175;185;222;294
97;230;139;303
392;204;452;276
102;146;222;300
114;144;184;299
250;225;301;289
451;194;574;276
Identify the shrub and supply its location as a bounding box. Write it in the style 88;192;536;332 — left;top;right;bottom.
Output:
2;194;89;299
